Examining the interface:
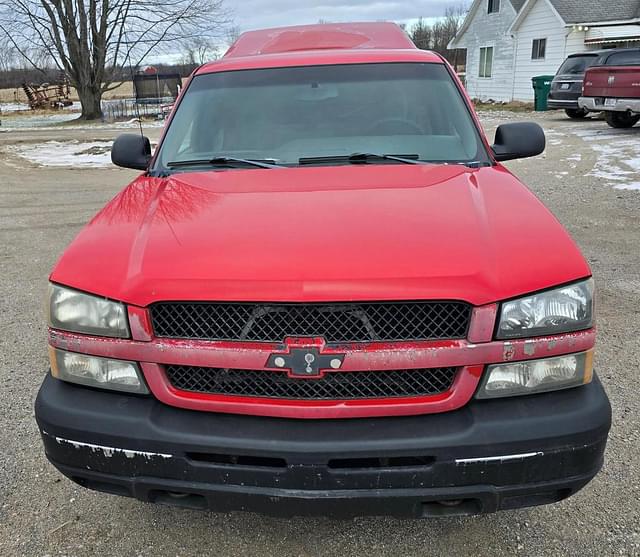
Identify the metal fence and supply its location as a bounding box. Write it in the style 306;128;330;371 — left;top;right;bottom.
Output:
102;98;173;121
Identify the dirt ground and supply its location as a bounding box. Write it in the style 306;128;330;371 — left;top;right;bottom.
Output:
0;110;639;556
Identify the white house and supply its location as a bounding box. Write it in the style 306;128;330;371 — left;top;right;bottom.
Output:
450;0;640;102
449;0;525;102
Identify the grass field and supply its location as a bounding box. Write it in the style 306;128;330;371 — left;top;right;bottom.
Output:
0;82;135;104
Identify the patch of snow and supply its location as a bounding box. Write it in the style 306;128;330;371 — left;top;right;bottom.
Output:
573;127;640;192
8;140;114;167
0;111;79;129
0;117;164;132
0;101;82;127
614;182;640;191
0;102;30;113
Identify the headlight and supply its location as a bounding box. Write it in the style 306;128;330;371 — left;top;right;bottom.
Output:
49;347;148;394
497;279;594;339
476;351;593;399
48;283;129;338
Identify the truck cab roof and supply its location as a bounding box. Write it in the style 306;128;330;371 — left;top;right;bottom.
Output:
196;22;442;75
225;22;417;57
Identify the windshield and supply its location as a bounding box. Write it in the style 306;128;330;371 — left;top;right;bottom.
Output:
154;63;489;169
557;55;597;76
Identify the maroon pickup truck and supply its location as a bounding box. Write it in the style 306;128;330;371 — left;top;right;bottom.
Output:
579;48;640;128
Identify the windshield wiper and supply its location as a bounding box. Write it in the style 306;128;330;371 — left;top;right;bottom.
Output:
167;157;284;169
298;153;426;166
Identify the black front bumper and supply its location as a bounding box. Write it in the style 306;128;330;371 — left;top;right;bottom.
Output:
548;86;582;110
548;99;580;110
35;374;611;518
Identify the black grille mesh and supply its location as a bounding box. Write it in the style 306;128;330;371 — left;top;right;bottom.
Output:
165;366;458;400
151;302;471;343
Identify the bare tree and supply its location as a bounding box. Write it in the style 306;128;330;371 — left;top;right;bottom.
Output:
0;39;15;72
409;3;468;68
183;37;220;66
0;0;230;119
409;18;433;51
225;24;240;44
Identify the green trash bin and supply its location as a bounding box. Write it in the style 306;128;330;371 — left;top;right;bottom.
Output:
532;75;554;111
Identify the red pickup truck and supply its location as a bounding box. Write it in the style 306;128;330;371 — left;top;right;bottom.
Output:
35;22;610;518
579;48;640;128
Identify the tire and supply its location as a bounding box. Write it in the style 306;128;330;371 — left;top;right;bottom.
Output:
604;111;640;128
565;108;589;119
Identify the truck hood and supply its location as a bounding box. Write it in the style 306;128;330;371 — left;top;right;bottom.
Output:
51;164;590;306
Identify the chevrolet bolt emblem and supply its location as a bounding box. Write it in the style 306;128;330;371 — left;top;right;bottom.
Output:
304;353;315;373
267;344;345;378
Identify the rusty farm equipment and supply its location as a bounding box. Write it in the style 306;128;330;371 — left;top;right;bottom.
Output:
21;77;73;109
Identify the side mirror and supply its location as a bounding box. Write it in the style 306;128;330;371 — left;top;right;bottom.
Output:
491;122;545;162
111;134;151;170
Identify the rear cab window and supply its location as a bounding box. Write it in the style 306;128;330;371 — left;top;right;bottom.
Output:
605;50;640;66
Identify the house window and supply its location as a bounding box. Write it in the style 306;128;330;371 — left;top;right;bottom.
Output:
532;39;547;60
488;0;500;13
479;47;493;78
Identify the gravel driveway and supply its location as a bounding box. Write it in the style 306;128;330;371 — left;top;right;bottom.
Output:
0;111;638;556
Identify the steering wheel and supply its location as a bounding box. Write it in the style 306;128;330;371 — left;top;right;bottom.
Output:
366;118;424;135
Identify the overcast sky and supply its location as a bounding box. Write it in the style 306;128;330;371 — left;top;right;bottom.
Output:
147;1;463;63
229;0;460;35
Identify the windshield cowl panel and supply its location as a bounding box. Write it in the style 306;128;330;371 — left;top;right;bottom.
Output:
154;62;490;172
